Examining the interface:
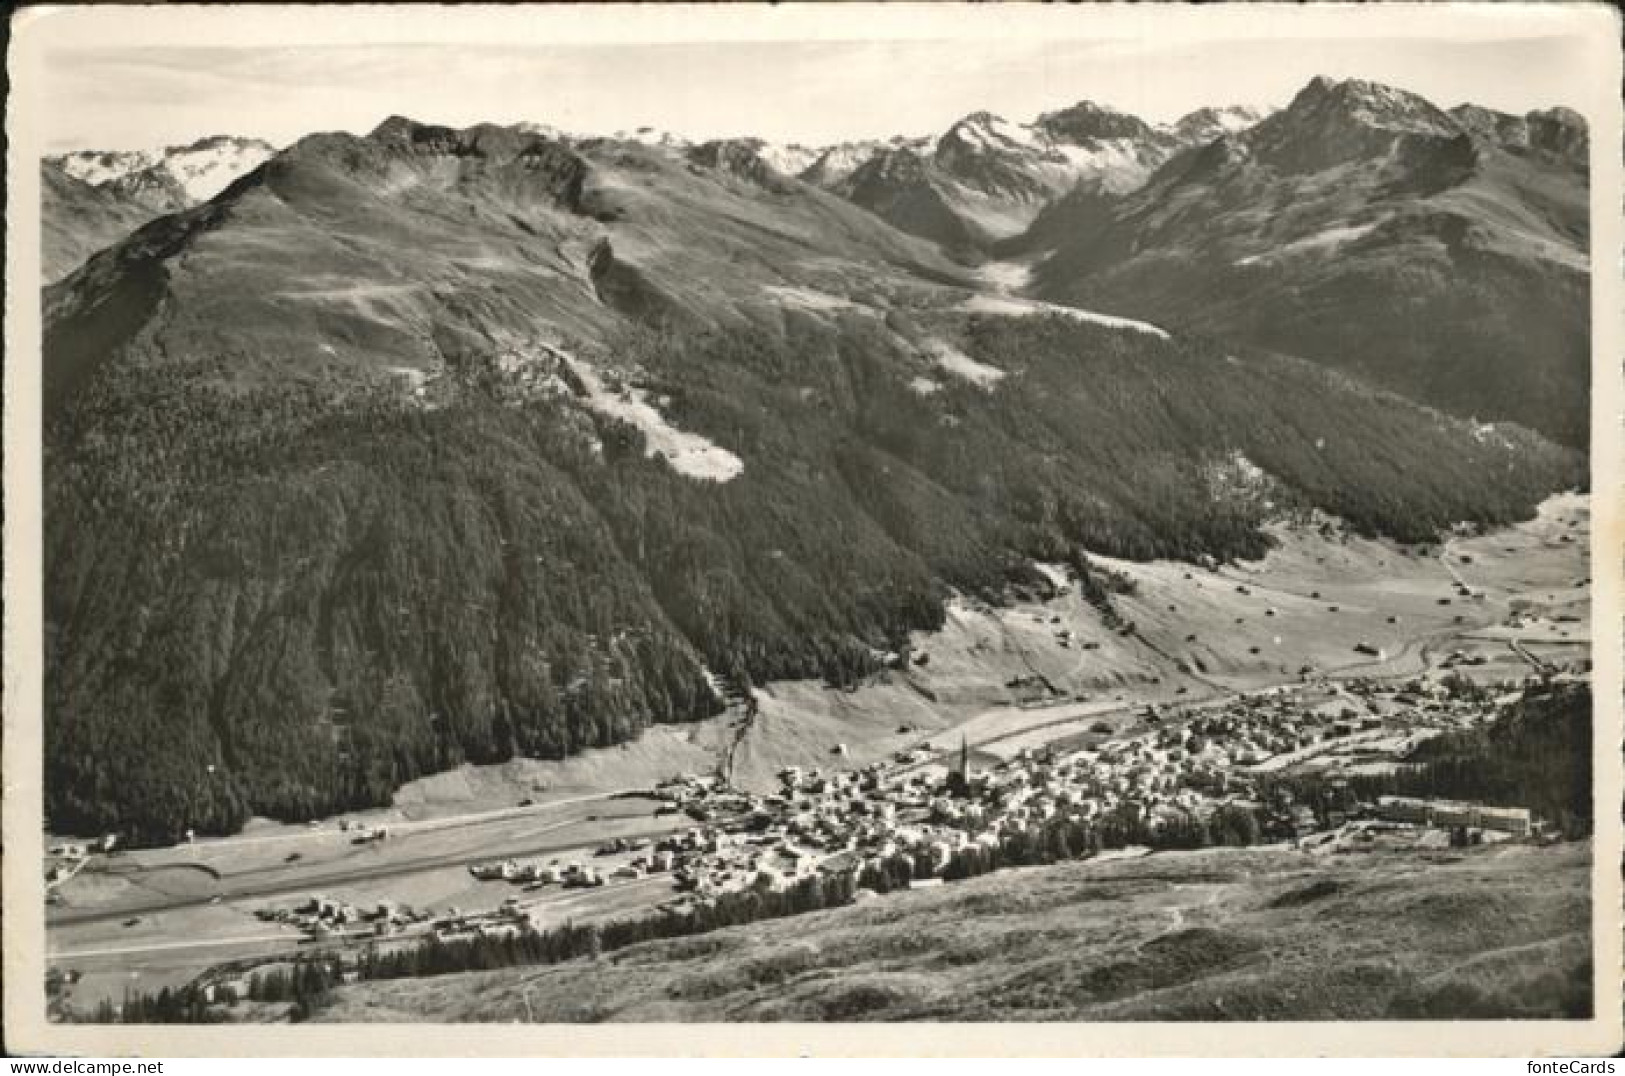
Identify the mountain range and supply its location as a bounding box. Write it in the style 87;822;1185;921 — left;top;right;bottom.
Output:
1019;77;1590;446
40;76;1589;841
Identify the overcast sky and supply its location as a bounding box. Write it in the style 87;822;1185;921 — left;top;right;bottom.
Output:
36;18;1599;152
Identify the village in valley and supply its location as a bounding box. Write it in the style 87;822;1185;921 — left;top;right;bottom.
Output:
462;666;1554;916
42;495;1591;1018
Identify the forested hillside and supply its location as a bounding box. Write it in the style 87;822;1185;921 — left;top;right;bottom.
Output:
44;303;1580;843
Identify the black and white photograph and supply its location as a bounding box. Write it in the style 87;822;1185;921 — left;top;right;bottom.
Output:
4;2;1620;1057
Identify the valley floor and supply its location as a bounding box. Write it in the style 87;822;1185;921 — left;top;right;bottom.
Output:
43;493;1591;1017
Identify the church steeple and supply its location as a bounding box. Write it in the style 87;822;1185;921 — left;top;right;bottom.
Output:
948;733;973;798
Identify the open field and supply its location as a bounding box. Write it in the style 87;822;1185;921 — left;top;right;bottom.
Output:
45;494;1588;1015
47;794;686;1008
304;840;1592;1022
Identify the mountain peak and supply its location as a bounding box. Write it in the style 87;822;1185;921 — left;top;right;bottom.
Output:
367;114;463;147
1172;105;1267;143
686;138;800;193
369;114;423;139
609;126;691;150
1448;102;1585;166
949;110;1010;132
176;133;272;154
938;111;1038;155
852;143;934;185
1242;76;1462;175
1288;75;1456;135
516;121;570;141
1033;100;1156;144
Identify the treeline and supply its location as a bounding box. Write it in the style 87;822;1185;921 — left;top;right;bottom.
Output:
81;871;866;1023
45;309;1581;842
1067;552;1140;633
1261;681;1592;837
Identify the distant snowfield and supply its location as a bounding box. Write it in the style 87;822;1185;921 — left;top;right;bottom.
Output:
960;293;1169;339
565;358;744;482
925;337;1005;388
54;148;160;188
1048;138;1155;194
757;144;820;177
53;139;274;204
1235;222;1380;267
164;141;276;203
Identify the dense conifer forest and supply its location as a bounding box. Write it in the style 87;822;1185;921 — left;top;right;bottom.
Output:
44;310;1582;842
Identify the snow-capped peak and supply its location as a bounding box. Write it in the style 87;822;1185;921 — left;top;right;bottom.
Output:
52;148;161;188
1171;105;1269;143
160;137;276;203
801;139;910;188
754;142;822;177
48;136;276;205
612;126;691;150
1292;76;1457;137
516;121;572;142
941;112;1040;153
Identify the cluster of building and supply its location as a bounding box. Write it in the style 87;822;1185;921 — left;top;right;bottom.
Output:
1189;672;1518;765
256;895;433;938
430;901;532;942
1374;796;1533;836
625;672;1546;904
228;669;1549;952
648;734;1231;900
468;838;683;890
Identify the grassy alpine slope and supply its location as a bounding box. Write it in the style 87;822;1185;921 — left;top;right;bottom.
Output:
304;840;1591;1022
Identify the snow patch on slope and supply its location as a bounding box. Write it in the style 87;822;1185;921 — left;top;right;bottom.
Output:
763;285;856;312
1046;139;1159;194
961;294;1169;339
1236;222;1380;266
51;137;275;204
565;357;744;482
925;338;1005;388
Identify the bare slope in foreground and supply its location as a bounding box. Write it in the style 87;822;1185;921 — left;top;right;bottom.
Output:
310;840;1590;1022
